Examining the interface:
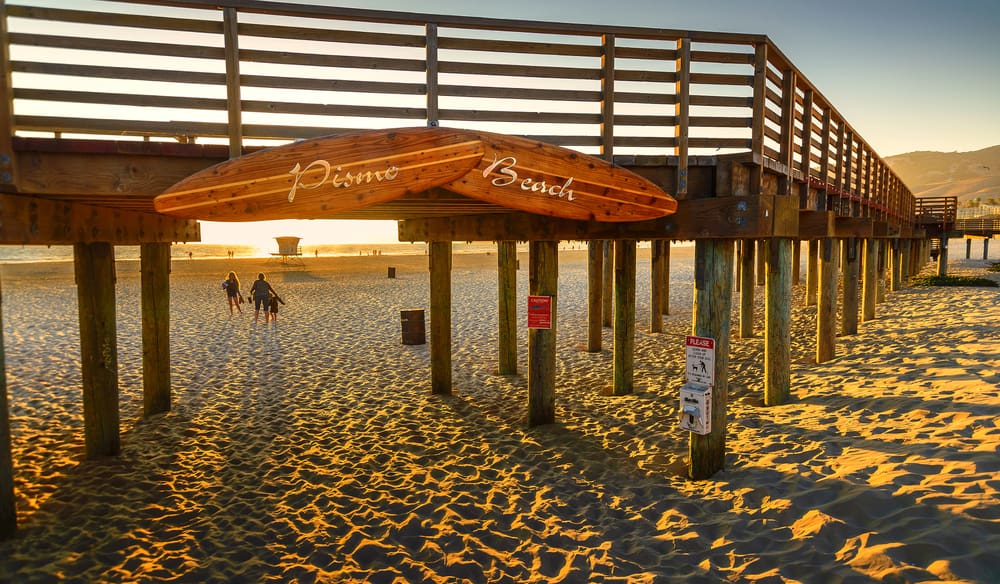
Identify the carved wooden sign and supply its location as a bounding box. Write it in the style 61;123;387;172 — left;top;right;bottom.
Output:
154;127;676;222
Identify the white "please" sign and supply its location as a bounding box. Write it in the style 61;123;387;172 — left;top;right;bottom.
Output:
685;335;715;386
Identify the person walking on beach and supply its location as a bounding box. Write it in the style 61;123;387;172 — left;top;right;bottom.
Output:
222;271;243;316
249;272;279;324
268;293;285;323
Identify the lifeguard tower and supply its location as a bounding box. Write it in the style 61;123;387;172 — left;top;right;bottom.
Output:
270;236;305;267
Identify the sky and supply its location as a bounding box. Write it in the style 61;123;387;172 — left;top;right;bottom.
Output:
193;0;1000;247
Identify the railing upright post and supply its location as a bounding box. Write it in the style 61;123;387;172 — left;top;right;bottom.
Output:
777;70;796;196
749;43;767;195
0;0;18;190
798;89;813;205
675;38;690;197
600;34;615;160
425;24;439;126
223;8;242;158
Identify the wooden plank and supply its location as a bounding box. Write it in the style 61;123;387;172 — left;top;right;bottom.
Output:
840;238;860;335
835;217;873;239
690;50;754;65
497;240;518;374
862;237;877;322
8;32;225;60
224;8;242;159
615;70;676;83
601;34;615;158
612;239;636;395
690;95;752;108
798;210;835;239
587;240;604;352
816;237;837;363
426;24;439;126
615;45;677;61
0;193;200;245
239;22;424;48
756;240;766;286
240;47;425;72
441;130;677;222
765;237;791;405
650;239;664;333
437;35;600;57
140;242;171;416
675;39;690;197
439;60;599;80
748;43;766;195
442;109;599;124
602;240;613;328
0;272;16;540
689;238;733;480
690;73;753;86
0;1;15;193
528;240;557;426
155;127;486;220
74;242;121;459
429;241;452;394
10;60;221;86
438;84;598;101
739;239;755;338
6;4;220;34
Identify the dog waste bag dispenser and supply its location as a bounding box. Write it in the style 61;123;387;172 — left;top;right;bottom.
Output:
681;336;715;435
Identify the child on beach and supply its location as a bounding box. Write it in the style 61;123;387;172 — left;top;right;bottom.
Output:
248;272;280;324
268;294;285;322
222;271;243;316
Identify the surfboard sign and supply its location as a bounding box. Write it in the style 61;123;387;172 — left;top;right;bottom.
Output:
154;126;677;222
154;127;485;221
440;130;677;222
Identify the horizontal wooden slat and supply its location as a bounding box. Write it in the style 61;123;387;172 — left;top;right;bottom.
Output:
690;95;752;107
438;109;598;123
614;114;677;126
5;4;221;34
689;137;752;149
437;84;600;101
615;91;676;105
690;72;752;86
240;48;425;72
690;50;754;65
243;100;425;119
764;88;782;107
615;46;677;61
239;22;425;47
765;67;782;87
8;32;224;60
689;116;751;128
614;136;677;148
12;60;225;86
242;74;425;95
439;61;599;79
437;36;599;57
764;107;782;126
14;88;224;110
763;125;781;143
615;70;676;83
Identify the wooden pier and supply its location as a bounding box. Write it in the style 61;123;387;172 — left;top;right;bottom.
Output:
0;0;932;538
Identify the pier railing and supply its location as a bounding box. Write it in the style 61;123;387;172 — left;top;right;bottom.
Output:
0;0;914;228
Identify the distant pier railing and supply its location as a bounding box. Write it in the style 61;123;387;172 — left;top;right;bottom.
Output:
1;0;913;227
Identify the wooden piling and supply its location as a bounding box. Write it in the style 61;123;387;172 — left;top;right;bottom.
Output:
586;240;603;352
649;240;664;334
74;242;121;458
612;240;636;395
755;239;766;286
876;239;887;303
816;238;837;363
429;241;452;394
806;240;819;306
840;238;860;335
689;239;734;480
936;238;949;276
890;240;902;291
966;238;973;259
0;273;16;539
528;241;558;426
984;238;991;261
792;240;801;285
601;240;613;328
862;237;877;322
900;239;912;284
739;238;756;338
497;241;518;374
661;241;671;316
140;242;172;417
765;238;792;406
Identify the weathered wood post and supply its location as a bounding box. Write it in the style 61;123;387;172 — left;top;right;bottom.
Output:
876;239;888;303
660;240;671;316
816;238;837;363
792;240;801;285
739;238;755;338
806;240;819;306
497;240;518;374
602;240;613;328
528;241;558;426
586;240;603;352
862;237;878;322
765;238;792;405
689;239;734;480
966;238;973;259
612;239;636;395
936;238;949;276
984;238;991;261
649;240;664;333
755;239;766;286
890;239;903;291
429;241;452;394
74;242;121;458
900;238;912;284
140;242;171;416
0;274;16;539
840;238;860;335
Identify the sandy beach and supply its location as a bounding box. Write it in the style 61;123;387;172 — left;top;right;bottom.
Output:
0;243;997;582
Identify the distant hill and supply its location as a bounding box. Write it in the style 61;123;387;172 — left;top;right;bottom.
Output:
886;145;1000;208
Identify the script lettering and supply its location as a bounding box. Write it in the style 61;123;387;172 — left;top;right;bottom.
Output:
287;160;400;202
481;154;576;201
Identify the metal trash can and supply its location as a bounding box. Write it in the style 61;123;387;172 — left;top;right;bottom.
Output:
400;309;426;345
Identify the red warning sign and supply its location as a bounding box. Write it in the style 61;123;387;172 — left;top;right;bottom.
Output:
527;295;552;329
